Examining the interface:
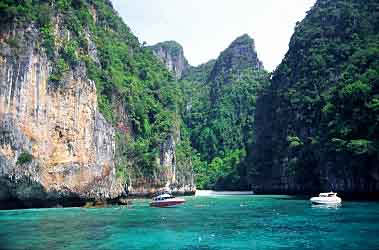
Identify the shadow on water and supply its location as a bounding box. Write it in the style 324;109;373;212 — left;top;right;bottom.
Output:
258;195;309;201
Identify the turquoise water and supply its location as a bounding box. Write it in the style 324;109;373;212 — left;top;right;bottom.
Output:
1;195;379;250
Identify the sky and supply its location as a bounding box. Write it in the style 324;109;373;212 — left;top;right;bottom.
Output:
111;0;316;72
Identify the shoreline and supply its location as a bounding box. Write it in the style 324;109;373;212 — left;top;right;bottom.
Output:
1;190;378;210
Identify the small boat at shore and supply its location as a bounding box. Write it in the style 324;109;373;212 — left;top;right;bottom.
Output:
150;193;185;207
310;192;342;205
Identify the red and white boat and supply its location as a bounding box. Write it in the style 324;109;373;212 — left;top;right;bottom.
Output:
150;193;185;207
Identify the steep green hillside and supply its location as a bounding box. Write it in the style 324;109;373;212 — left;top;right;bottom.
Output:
182;59;216;84
179;35;269;190
251;0;379;193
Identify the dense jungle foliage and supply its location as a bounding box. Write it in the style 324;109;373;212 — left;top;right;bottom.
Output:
251;0;379;192
179;35;269;190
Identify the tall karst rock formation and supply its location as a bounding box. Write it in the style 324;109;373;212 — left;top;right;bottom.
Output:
251;0;379;195
151;34;269;190
0;0;194;208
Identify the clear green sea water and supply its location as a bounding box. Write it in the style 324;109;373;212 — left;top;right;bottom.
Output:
1;195;379;250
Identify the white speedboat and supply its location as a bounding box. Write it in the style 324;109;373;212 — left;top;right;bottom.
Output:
310;192;342;205
150;193;185;207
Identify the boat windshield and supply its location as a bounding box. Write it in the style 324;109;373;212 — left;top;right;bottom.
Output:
153;194;173;201
319;192;336;197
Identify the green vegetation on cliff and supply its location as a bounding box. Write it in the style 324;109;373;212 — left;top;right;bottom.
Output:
1;0;194;185
178;35;269;190
251;0;379;192
16;152;33;165
3;0;378;194
182;60;216;84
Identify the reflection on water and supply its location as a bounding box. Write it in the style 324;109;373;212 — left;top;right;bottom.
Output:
311;203;342;209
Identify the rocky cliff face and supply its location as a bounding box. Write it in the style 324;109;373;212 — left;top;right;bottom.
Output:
0;23;123;207
149;41;189;79
0;0;195;208
208;34;264;85
127;130;195;197
208;34;264;105
251;0;379;195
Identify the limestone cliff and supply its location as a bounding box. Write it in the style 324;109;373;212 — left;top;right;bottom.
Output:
127;130;195;197
251;0;379;195
0;0;195;207
148;41;189;79
208;34;264;85
0;23;123;207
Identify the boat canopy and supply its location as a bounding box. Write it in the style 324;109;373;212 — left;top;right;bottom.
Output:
319;192;337;197
153;193;173;201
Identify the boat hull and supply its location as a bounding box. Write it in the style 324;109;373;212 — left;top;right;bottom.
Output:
310;197;342;205
150;198;185;208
